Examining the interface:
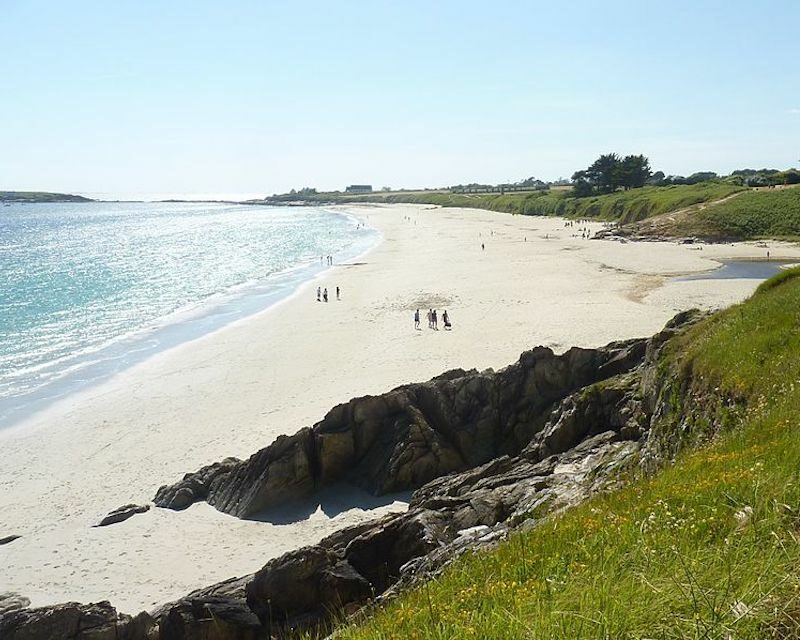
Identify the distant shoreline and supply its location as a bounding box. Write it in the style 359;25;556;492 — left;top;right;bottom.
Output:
0;191;94;203
0;193;258;205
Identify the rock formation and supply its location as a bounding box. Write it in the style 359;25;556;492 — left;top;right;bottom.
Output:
95;504;150;527
0;597;153;640
155;339;647;518
2;311;710;639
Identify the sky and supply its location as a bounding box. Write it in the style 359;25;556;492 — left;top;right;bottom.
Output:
1;0;799;197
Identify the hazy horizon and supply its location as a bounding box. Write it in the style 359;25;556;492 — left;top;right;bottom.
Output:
2;0;799;195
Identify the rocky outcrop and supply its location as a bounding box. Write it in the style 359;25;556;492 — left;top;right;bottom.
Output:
0;593;31;616
0;599;153;640
154;429;642;638
145;312;707;637
7;311;714;639
155;577;261;640
154;457;242;511
155;339;647;518
95;504;150;527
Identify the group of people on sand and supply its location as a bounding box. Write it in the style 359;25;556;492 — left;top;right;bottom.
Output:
320;255;334;265
564;220;593;239
316;285;340;303
414;308;451;331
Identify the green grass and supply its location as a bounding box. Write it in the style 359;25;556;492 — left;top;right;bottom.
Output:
671;188;800;240
334;268;800;639
339;183;744;224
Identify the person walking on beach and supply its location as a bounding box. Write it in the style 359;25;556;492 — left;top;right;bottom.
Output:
432;309;438;330
323;288;328;302
427;309;433;329
317;286;321;302
481;242;485;251
336;286;340;300
443;310;451;330
414;309;420;330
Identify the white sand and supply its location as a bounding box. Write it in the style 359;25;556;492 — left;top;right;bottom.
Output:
1;204;798;613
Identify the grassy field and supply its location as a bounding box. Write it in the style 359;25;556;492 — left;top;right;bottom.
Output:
333;268;800;639
340;183;744;224
667;187;800;240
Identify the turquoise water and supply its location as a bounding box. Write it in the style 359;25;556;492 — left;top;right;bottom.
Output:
0;201;377;426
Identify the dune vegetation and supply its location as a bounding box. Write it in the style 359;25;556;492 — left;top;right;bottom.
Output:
666;187;800;241
332;267;800;639
340;183;744;225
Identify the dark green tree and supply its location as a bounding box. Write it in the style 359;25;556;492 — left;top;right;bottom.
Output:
686;171;718;184
619;155;651;189
780;170;800;184
586;153;622;193
572;153;655;196
570;170;594;197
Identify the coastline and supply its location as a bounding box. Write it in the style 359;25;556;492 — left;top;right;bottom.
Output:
0;205;379;430
2;203;799;612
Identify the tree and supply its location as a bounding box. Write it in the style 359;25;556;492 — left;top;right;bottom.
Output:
619;155;651;189
570;170;594;197
781;170;800;184
647;170;666;186
586;153;621;194
685;171;718;185
571;153;654;196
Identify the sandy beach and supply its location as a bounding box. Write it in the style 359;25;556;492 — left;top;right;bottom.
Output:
1;203;798;613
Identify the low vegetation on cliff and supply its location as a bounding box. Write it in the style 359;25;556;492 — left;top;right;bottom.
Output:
662;187;800;241
335;268;800;639
341;183;743;225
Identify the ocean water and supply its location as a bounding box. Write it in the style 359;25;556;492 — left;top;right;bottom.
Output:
676;259;789;281
0;201;377;427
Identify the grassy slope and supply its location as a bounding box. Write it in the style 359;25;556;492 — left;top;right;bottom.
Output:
339;184;744;224
336;268;800;639
669;187;800;240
